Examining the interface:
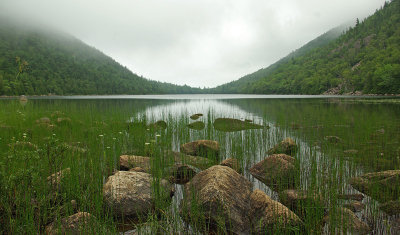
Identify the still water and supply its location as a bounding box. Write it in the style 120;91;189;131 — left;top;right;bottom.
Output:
2;94;400;233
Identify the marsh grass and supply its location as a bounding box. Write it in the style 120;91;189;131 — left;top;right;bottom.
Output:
0;97;399;234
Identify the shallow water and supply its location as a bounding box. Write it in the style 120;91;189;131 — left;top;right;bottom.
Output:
1;94;399;234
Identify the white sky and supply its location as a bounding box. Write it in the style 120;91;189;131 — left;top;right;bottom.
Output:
1;0;385;88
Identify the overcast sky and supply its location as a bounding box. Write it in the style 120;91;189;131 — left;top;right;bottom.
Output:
1;0;385;88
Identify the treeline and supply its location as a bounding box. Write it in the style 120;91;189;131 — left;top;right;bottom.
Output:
0;21;202;96
211;0;400;95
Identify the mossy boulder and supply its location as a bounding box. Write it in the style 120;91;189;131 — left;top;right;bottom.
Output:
220;158;242;173
279;189;325;221
267;138;298;156
324;207;370;235
250;190;303;234
379;200;400;215
119;155;151;172
343;201;365;213
349;170;400;202
180;140;219;160
213;118;265;132
166;164;198;184
45;212;100;235
187;121;205;130
103;171;173;218
250;154;298;191
180;165;252;234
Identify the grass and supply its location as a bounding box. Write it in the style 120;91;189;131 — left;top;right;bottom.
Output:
0;97;399;234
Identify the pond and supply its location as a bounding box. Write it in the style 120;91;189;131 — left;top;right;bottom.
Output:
0;95;399;234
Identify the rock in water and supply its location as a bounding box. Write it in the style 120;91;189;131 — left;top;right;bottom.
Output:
220;158;242;173
103;171;173;217
180;165;252;234
250;154;298;191
250;189;303;234
190;113;203;120
379;200;400;216
180;140;219;160
343;201;365;213
187;121;205;130
213;118;265;132
45;212;99;234
119;155;151;172
167;164;198;184
349;170;400;202
267;138;298;155
279;189;325;220
325;207;370;235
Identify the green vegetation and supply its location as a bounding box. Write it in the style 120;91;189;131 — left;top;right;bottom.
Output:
0;97;399;234
212;0;400;95
0;19;202;96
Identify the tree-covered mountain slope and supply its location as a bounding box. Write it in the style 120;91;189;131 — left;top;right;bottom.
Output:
0;19;201;96
211;0;400;95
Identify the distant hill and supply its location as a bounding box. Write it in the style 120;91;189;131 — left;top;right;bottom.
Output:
211;0;400;95
0;19;201;96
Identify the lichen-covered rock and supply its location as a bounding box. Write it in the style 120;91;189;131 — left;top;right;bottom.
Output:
119;155;151;172
167;164;198;184
250;154;298;191
349;170;400;202
279;189;325;226
267;138;298;155
250;189;303;234
45;212;98;235
180;140;219;159
325;207;370;235
129;167;146;172
220;158;242;173
103;171;173;217
213;118;265;132
181;165;252;234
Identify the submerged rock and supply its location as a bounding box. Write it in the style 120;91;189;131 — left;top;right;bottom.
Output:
343;201;365;213
213;118;265;132
180;140;219;159
324;136;342;144
167;164;198;184
379;200;400;216
190;113;203;120
187;121;205;130
119;155;151;172
325;207;370;235
279;189;325;222
250;154;298;191
267;138;298;156
349;170;400;202
45;212;99;235
148;120;167;130
181;165;252;234
250;189;303;234
220;158;242;173
103;171;173;217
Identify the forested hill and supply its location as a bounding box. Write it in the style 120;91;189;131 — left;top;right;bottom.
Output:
211;0;400;95
0;20;201;96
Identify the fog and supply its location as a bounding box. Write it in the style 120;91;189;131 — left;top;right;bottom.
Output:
0;0;385;87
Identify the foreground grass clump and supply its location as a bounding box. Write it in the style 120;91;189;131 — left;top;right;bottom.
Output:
0;97;399;234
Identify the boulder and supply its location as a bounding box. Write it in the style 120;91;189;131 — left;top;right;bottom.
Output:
103;171;173;217
119;155;151;172
349;170;400;202
279;189;325;222
325;207;370;235
213;118;265;132
47;168;71;191
250;154;298;191
45;212;98;235
129;167;146;172
220;158;242;173
148;120;167;130
343;201;365;213
180;165;252;234
379;200;400;216
267;138;298;155
250;190;303;234
56;117;72;126
180;140;219;160
167;150;212;170
36;117;51;124
167;164;198;184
